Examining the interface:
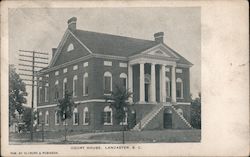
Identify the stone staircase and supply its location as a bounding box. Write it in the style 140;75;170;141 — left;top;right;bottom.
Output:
170;105;193;128
132;103;164;131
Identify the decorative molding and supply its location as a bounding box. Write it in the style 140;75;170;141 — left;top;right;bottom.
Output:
83;62;88;67
63;68;68;73
119;62;128;68
55;71;59;76
73;65;78;70
176;69;183;73
176;102;191;105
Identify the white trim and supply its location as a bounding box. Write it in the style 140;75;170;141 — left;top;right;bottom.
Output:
176;102;191;105
176;69;183;73
63;68;68;73
55;71;59;76
73;65;78;70
68;30;93;54
67;43;74;52
119;62;128;68
83;62;88;67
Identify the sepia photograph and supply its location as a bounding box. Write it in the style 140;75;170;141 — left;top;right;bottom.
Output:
1;1;249;157
8;7;201;145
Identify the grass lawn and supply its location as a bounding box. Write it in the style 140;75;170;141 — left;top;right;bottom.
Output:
89;129;201;143
9;129;201;144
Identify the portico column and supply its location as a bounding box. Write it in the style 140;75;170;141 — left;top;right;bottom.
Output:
150;63;156;102
171;65;176;103
139;62;145;102
161;64;166;102
128;64;133;102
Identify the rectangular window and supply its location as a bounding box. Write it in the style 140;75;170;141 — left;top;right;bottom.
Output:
83;62;88;67
104;61;112;66
45;87;49;102
63;81;67;97
63;68;68;73
73;79;77;97
73;65;78;70
176;83;182;98
104;76;111;94
84;77;88;95
176;69;183;73
45;113;49;126
46;74;49;78
119;63;127;68
55;71;59;76
39;87;42;103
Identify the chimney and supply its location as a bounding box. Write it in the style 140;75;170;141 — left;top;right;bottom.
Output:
154;32;164;43
52;48;57;58
67;17;77;31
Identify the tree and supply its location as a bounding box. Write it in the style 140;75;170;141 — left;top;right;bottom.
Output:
22;107;37;132
191;92;201;129
9;64;27;127
57;90;75;141
105;85;133;144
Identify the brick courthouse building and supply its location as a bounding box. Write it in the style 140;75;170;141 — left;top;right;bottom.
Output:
36;17;193;132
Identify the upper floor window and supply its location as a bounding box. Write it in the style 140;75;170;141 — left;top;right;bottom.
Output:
103;106;112;125
83;62;88;67
83;107;90;125
73;75;78;97
55;71;59;76
166;77;171;97
54;80;59;100
39;87;42;103
73;108;79;125
119;73;127;89
119;62;127;68
45;111;49;126
104;71;112;95
104;61;112;66
73;65;78;70
83;73;88;96
63;68;68;73
63;78;67;97
45;83;49;102
176;78;183;98
67;43;74;52
176;69;183;73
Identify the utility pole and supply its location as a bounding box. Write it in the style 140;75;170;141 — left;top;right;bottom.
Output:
18;50;48;141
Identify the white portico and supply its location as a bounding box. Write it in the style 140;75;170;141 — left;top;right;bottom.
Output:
128;43;180;104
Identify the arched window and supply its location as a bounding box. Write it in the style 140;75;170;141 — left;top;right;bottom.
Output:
73;75;78;97
83;107;90;125
45;111;49;126
45;83;49;102
39;86;42;103
83;73;88;96
63;78;67;97
120;73;127;89
165;77;170;97
67;43;74;52
104;71;112;95
103;106;112;125
54;80;59;100
55;111;60;125
73;108;79;125
38;111;43;125
177;108;183;116
176;78;183;98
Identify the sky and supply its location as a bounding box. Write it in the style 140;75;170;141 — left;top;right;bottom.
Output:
9;7;201;106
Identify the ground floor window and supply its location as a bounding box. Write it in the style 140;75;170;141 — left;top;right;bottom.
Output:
55;111;60;125
83;107;90;125
103;106;112;125
45;111;49;126
120;112;128;125
73;108;79;125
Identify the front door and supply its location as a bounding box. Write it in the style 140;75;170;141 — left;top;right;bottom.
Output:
164;113;172;129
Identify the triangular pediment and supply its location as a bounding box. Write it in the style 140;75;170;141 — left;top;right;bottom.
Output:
141;44;179;59
49;30;92;67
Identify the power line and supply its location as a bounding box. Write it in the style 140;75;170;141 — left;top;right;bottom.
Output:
18;50;49;141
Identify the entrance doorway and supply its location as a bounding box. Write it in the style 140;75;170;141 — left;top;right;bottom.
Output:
163;109;172;129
